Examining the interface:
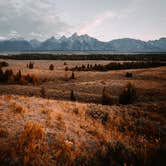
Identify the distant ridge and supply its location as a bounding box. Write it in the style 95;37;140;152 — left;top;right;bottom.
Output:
0;33;166;52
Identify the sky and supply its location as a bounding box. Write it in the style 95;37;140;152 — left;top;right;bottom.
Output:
0;0;165;41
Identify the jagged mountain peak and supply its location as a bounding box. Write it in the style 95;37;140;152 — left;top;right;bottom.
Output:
0;34;166;52
71;32;78;37
8;37;25;41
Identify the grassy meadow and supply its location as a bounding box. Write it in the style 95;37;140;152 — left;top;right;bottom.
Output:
0;57;166;166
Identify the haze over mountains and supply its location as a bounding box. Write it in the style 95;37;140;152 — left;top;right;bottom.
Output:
0;33;165;52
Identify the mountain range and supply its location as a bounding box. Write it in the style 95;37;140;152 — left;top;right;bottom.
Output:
0;33;166;52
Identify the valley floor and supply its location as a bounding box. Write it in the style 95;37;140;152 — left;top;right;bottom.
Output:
0;60;166;165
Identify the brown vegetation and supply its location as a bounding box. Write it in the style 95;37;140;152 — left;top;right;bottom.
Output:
49;64;54;70
71;61;166;72
0;59;165;166
0;68;38;85
0;94;165;165
119;83;137;105
27;62;34;69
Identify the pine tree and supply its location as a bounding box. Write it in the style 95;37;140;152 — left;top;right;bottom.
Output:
70;90;76;101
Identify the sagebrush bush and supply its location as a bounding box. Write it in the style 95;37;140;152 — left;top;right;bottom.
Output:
25;74;38;85
125;72;133;77
65;66;69;71
70;72;75;79
28;62;34;69
102;87;119;105
119;83;137;105
0;68;3;81
11;102;25;114
86;106;109;124
64;62;67;65
0;68;38;85
0;61;9;68
70;90;76;101
40;87;46;98
102;87;113;105
49;64;54;70
4;69;13;82
14;70;22;82
19;76;28;85
30;75;38;85
0;127;8;138
15;122;49;166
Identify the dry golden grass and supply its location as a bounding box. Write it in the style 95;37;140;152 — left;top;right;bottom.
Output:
0;94;165;165
0;126;8;138
1;62;165;105
12;122;49;166
0;60;165;165
10;102;26;114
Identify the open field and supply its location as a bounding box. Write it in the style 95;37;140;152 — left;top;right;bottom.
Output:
0;59;166;165
0;60;166;104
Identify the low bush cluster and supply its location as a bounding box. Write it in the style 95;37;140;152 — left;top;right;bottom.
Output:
0;61;9;68
0;122;75;166
40;87;46;98
125;72;133;77
49;64;54;70
119;83;137;105
102;83;137;105
70;90;76;101
0;127;9;138
86;107;109;124
27;62;34;69
0;68;38;85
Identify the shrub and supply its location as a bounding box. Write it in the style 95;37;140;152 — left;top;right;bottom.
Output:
99;140;137;166
65;66;69;71
64;62;67;65
40;87;46;98
14;70;22;82
119;83;137;105
31;75;38;85
102;87;118;105
102;87;110;105
63;71;69;81
0;127;8;138
86;106;109;124
70;72;75;79
4;69;13;82
49;64;54;70
15;122;49;165
18;76;28;85
28;62;34;69
0;69;37;85
70;90;76;101
125;72;133;78
0;68;4;81
0;61;9;68
11;102;25;114
25;74;32;83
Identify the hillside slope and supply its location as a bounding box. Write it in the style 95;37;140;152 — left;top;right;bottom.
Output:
0;95;165;165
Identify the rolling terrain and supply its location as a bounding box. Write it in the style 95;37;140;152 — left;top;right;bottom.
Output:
0;59;166;165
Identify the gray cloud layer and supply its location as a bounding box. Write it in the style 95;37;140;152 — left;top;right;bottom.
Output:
0;0;165;41
0;0;70;40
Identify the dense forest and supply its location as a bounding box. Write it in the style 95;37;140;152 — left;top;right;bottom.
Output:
0;53;166;61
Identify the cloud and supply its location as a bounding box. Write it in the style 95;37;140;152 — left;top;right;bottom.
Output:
29;32;43;39
0;0;70;40
8;30;21;38
0;36;6;41
79;11;114;35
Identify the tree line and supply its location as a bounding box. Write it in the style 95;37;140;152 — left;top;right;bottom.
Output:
71;61;166;72
0;53;166;61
